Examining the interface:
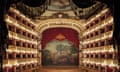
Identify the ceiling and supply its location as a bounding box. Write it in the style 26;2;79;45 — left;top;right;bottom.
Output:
48;0;71;11
9;0;113;19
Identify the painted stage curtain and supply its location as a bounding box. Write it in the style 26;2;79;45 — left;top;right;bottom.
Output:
41;28;79;49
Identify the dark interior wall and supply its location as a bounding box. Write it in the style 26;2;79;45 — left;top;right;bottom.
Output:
113;0;120;43
0;0;8;52
0;0;8;72
113;0;120;69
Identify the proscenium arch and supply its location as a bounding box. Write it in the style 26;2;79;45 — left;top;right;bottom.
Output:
36;18;86;39
36;18;86;66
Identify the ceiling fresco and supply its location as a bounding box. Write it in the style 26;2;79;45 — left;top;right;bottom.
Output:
48;0;71;11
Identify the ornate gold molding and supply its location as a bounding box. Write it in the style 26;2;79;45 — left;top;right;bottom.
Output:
36;18;86;36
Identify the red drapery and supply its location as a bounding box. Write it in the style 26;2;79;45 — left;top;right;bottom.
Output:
41;28;79;49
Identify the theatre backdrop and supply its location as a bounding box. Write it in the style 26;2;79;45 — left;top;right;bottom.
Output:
42;28;79;66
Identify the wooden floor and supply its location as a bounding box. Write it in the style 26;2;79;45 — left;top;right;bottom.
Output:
37;66;102;72
39;66;80;72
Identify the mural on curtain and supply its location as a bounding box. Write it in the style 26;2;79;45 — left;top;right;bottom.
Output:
42;33;78;66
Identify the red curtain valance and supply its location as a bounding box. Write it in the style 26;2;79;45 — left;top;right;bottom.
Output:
41;28;79;49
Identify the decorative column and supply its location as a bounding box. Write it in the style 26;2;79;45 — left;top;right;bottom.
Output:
78;34;83;67
37;33;42;67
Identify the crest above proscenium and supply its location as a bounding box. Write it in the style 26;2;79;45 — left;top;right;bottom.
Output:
56;33;66;41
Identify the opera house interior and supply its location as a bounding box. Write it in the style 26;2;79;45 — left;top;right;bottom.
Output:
0;0;120;72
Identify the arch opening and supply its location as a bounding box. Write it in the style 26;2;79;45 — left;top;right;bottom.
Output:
41;28;79;66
